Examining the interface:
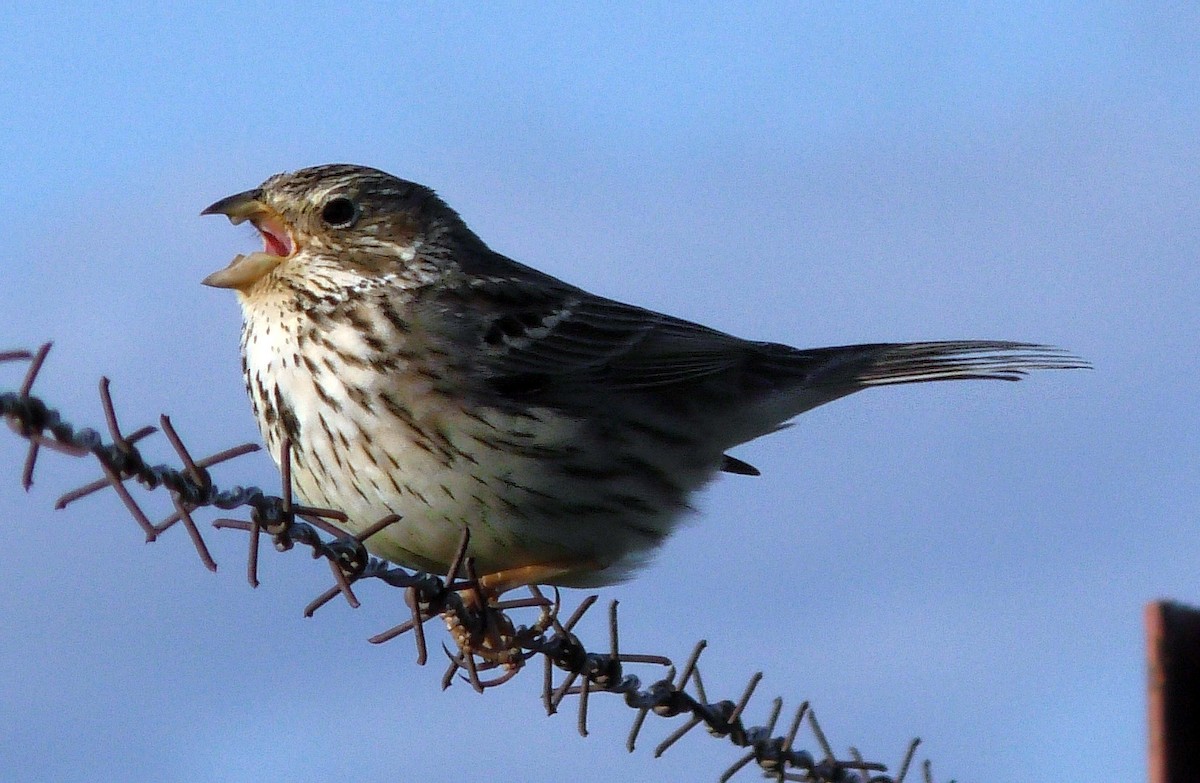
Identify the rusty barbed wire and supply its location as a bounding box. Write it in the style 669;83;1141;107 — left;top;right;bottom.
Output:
0;343;955;783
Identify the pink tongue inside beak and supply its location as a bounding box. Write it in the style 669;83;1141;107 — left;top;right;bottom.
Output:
261;224;293;256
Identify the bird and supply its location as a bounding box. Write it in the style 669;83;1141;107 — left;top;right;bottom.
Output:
202;163;1087;593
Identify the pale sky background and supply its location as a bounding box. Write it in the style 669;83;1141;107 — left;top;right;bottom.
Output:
0;5;1196;782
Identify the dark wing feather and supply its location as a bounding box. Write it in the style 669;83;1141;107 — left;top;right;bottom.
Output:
456;257;759;390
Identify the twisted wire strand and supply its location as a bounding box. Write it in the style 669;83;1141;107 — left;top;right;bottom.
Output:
0;343;951;783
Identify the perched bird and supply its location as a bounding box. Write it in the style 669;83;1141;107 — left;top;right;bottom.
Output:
202;164;1086;592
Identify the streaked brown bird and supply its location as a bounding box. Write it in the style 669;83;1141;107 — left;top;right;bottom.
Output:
203;164;1086;592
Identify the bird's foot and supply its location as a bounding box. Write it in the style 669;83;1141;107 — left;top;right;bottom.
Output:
439;562;584;690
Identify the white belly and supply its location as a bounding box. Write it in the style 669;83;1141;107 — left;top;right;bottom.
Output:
239;290;716;587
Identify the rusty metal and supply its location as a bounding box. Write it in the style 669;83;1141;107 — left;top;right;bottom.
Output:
1148;600;1200;783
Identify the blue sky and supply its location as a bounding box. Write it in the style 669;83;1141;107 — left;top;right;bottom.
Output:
0;4;1196;781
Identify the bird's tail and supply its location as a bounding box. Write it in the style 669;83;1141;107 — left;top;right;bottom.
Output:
749;339;1088;425
723;340;1087;452
825;340;1091;387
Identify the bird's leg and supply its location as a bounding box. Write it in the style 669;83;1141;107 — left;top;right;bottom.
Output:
471;559;599;605
444;560;590;651
442;562;589;685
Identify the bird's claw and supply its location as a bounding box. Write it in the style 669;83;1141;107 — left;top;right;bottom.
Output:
439;584;555;690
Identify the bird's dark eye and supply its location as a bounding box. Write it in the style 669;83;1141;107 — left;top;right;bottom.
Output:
320;196;359;228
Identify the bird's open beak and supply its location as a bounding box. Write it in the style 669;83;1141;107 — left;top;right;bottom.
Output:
201;188;297;290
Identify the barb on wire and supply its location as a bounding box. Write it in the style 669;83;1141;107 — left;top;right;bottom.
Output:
1;343;947;782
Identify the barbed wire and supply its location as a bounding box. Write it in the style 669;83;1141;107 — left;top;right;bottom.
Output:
0;343;954;783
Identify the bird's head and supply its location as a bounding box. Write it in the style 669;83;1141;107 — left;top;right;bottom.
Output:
201;164;471;294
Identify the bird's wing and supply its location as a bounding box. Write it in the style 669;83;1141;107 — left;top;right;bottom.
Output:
431;251;760;391
461;272;758;389
436;251;1088;396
